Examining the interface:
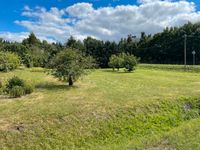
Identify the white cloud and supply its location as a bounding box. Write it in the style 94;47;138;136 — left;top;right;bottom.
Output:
137;0;171;4
0;32;56;43
1;0;200;42
66;3;94;18
0;32;29;42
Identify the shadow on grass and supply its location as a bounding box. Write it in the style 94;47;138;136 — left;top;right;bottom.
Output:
0;95;12;100
101;69;132;74
35;82;78;91
0;95;25;100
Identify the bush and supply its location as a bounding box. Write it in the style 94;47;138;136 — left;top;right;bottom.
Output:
6;76;25;90
23;53;33;68
24;83;34;94
123;54;138;72
108;54;124;71
5;76;34;98
0;51;20;72
9;86;25;98
109;53;138;72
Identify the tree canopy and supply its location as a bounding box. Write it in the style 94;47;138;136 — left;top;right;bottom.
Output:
1;22;200;69
109;53;138;72
51;48;95;86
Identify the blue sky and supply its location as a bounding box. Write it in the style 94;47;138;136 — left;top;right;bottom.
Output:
0;0;139;32
0;0;200;42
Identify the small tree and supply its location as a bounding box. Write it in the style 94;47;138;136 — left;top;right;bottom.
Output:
0;52;20;72
51;48;95;86
108;54;124;71
109;53;138;72
123;54;138;72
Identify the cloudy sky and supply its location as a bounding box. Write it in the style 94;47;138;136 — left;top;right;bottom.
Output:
0;0;200;43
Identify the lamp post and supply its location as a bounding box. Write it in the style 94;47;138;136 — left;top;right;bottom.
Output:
192;50;196;65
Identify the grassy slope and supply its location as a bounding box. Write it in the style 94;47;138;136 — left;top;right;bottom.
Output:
0;66;200;149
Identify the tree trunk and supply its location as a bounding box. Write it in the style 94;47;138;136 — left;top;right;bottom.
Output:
68;76;73;86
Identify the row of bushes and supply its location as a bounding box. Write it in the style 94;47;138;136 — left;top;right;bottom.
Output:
0;76;34;98
0;51;20;72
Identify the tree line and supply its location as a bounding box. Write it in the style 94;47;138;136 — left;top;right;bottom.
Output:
1;22;200;69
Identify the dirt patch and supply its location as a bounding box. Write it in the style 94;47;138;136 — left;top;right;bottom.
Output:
183;102;193;112
13;123;25;132
0;119;26;133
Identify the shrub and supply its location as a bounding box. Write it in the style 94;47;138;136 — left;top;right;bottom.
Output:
5;76;34;98
24;83;34;94
109;53;138;72
23;53;33;68
9;86;25;98
6;76;25;90
123;54;138;72
0;51;20;72
108;54;124;71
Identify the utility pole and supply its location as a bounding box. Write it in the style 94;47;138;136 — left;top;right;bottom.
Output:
184;34;187;69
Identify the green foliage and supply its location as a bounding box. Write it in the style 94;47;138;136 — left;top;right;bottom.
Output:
24;82;34;94
51;48;96;86
28;47;47;67
108;54;124;70
0;51;20;72
9;86;25;98
109;53;138;72
6;76;25;90
22;32;40;46
123;54;138;72
20;33;62;68
23;54;33;68
2;22;200;68
65;36;85;52
5;76;34;98
140;64;200;72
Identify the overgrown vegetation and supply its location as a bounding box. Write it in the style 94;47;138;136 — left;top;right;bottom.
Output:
3;76;34;98
0;51;20;72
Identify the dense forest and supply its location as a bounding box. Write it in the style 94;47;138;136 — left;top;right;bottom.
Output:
1;22;200;68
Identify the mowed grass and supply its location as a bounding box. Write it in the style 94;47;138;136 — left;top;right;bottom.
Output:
0;65;200;149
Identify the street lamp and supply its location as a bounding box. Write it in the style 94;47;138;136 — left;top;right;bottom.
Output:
192;50;196;65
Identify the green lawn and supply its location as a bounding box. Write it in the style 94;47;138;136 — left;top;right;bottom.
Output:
0;65;200;149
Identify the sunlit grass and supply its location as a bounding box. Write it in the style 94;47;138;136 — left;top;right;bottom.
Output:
0;65;200;149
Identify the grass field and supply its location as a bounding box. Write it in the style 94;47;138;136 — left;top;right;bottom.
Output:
0;65;200;149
